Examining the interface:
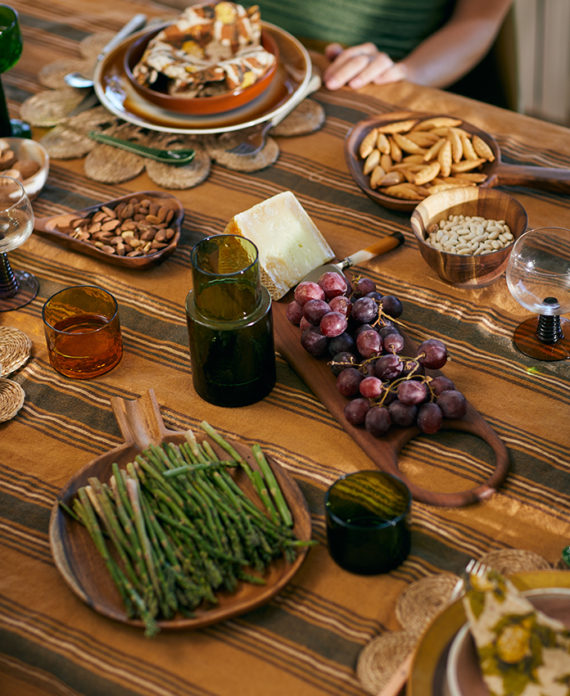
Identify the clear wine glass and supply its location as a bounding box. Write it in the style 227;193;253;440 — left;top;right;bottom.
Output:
0;174;38;311
0;5;31;138
506;226;570;361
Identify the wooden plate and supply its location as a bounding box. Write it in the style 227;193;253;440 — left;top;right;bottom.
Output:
345;111;570;212
49;390;312;631
34;191;183;269
124;26;279;115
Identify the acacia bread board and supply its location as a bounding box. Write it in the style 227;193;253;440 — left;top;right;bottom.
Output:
272;301;509;508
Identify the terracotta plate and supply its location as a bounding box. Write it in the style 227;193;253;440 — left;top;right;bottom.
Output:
94;22;311;134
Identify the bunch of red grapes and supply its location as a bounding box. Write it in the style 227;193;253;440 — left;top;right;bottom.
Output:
286;271;467;437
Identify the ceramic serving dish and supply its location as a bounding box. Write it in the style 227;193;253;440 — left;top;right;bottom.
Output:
93;22;311;134
124;25;279;116
34;191;184;269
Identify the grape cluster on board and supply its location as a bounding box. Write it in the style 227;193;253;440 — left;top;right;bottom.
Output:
286;271;467;437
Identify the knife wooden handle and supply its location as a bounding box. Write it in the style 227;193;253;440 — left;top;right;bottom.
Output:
342;232;404;268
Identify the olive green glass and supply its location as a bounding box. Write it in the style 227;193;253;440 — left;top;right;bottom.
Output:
186;234;276;407
325;470;412;575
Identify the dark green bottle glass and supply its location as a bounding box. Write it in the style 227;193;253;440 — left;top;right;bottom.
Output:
186;234;276;407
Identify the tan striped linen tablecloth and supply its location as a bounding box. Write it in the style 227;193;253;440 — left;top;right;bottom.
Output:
2;1;569;695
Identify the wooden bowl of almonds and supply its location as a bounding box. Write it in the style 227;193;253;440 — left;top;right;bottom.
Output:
34;191;184;269
345;111;570;212
410;187;528;288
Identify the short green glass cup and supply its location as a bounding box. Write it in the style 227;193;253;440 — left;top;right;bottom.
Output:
325;470;412;575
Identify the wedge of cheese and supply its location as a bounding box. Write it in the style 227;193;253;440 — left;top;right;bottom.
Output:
224;191;335;300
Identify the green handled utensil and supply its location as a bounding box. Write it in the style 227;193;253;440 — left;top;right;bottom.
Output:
88;131;196;166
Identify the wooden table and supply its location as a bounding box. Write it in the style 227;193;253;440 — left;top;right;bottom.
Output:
2;2;569;695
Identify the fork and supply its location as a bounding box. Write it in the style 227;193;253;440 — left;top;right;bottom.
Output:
225;73;322;156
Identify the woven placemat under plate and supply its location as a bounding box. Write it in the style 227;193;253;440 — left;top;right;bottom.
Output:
0;326;32;376
0;378;25;422
396;572;460;637
356;630;417;695
479;549;551;574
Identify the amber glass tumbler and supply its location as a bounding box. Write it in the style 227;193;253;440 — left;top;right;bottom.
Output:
42;285;123;379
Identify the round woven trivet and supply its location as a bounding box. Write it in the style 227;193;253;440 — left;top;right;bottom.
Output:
207;136;280;171
395;573;460;637
271;98;325;136
478;549;551;574
0;378;25;422
38;58;92;90
0;326;32;377
20;88;86;128
356;630;417;696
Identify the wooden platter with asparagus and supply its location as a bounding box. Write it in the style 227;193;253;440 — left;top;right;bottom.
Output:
49;390;313;636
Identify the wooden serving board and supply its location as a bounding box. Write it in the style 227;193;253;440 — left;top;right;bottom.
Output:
272;301;509;507
49;390;312;631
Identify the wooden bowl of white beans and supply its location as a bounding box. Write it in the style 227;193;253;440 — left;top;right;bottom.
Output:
410;187;528;288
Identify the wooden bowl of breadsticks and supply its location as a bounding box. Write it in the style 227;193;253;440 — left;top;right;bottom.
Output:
345;111;570;212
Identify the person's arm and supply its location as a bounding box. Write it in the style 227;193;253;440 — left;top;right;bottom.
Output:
323;0;513;90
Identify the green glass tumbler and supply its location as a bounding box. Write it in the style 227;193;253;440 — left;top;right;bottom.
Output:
186;234;276;407
325;470;412;575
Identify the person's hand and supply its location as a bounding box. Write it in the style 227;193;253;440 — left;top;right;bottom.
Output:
323;42;408;90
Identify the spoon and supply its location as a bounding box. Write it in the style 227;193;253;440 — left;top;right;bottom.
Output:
64;13;147;89
88;131;196;165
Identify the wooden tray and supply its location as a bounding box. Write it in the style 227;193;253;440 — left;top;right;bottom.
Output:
345;111;570;212
34;191;183;269
49;390;312;631
272;301;509;508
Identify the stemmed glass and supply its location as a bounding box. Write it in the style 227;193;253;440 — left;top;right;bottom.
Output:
0;5;31;138
506;227;570;361
0;174;38;311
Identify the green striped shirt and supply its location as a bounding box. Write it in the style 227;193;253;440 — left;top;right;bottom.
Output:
255;0;454;60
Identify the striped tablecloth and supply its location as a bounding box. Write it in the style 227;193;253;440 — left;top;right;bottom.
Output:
2;1;569;695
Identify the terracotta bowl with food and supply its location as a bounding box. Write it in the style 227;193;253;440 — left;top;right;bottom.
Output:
410;187;528;288
124;25;279;116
